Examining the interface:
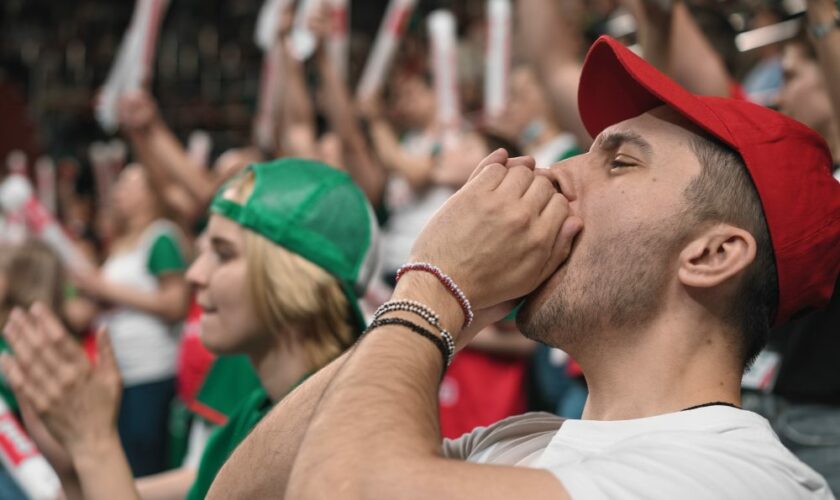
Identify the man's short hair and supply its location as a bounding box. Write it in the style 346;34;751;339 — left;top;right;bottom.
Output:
684;135;779;367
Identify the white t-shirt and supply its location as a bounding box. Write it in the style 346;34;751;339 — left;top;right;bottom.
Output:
381;130;453;273
443;407;833;499
532;133;578;169
99;220;183;386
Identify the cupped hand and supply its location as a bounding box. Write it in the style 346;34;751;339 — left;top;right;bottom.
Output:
0;303;122;456
408;148;583;315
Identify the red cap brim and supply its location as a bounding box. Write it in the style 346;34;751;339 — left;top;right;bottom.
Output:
578;36;736;148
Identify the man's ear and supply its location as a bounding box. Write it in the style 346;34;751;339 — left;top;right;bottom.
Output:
677;223;757;289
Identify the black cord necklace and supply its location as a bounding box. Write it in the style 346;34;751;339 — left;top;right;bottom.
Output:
681;401;741;412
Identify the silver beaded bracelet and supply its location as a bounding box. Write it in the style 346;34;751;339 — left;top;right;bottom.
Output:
373;299;455;366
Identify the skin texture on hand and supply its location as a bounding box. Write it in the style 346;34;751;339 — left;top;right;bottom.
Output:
1;305;121;453
281;150;581;499
409;149;583;316
1;303;140;500
117;90;161;133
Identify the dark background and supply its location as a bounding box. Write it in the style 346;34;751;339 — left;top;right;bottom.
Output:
0;0;489;176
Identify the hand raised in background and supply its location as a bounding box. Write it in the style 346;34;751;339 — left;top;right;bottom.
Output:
117;89;160;133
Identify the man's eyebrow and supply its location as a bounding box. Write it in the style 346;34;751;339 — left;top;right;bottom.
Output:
592;131;654;158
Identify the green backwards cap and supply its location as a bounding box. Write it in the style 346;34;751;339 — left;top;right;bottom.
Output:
210;158;380;334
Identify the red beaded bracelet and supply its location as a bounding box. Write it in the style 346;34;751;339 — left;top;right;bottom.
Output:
395;262;474;329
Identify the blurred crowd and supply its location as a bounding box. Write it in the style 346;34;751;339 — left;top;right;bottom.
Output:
0;0;838;498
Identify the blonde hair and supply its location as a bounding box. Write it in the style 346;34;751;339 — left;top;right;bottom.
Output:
225;172;354;371
0;240;68;331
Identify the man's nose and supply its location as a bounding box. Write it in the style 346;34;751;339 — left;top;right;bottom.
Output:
540;156;581;202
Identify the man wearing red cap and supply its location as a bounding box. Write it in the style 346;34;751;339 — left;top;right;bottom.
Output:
209;36;839;499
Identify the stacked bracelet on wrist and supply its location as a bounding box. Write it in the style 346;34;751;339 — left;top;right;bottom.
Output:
373;300;455;365
364;317;451;370
395;262;474;329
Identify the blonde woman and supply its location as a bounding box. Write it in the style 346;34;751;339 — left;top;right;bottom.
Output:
0;158;379;500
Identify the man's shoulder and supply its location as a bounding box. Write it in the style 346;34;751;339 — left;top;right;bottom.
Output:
442;412;564;465
540;408;834;500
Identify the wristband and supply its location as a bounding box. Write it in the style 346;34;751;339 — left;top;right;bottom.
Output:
395;262;474;329
365;316;452;369
373;300;457;361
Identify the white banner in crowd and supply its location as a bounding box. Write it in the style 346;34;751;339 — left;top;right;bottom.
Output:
288;0;322;61
428;9;461;137
96;0;170;132
255;0;290;51
89;141;118;208
254;45;284;152
356;0;418;100
327;0;350;82
0;398;61;500
187;130;213;169
254;0;291;152
1;152;29;244
107;138;128;171
6;150;27;176
484;0;511;120
34;156;57;215
0;175;93;272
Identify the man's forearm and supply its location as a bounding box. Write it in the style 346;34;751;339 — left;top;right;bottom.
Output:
205;350;352;499
286;324;444;498
285;274;461;498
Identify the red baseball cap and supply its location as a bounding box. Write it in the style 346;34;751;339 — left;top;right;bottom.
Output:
577;35;840;325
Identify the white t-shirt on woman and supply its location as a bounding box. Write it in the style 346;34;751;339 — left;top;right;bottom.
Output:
99;220;185;386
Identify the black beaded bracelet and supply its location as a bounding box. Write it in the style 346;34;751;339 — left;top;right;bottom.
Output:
364;317;451;370
373;300;456;365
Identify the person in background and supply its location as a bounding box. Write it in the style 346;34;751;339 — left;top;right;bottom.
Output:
740;5;788;106
118;91;265;231
622;0;739;98
306;7;540;438
0;240;96;499
207;34;838;499
71;164;190;477
0;240;94;339
1;157;380;499
778;24;840;168
742;0;840;493
485;66;581;168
